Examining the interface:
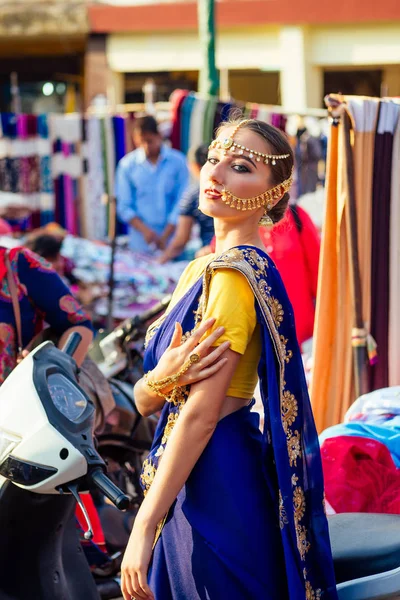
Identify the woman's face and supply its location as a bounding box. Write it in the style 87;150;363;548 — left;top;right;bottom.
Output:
199;125;274;222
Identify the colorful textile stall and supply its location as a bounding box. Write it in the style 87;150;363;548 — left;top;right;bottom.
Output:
311;95;400;432
0;112;131;240
0;94;327;240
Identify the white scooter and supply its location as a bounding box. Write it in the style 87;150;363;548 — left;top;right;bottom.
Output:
0;334;129;600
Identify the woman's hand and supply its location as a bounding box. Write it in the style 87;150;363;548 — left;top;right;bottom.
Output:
120;517;156;600
148;318;230;394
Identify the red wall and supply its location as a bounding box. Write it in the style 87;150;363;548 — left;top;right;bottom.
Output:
89;0;400;33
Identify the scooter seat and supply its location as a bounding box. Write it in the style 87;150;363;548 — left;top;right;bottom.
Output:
328;513;400;584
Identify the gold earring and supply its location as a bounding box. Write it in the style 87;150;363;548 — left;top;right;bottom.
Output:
259;211;273;227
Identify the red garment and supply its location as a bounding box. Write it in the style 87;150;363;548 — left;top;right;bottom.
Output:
76;494;107;550
259;206;320;345
321;436;400;515
209;206;320;346
0;219;11;235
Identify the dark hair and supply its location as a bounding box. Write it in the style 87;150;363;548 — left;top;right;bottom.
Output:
133;115;159;136
29;235;62;260
188;143;209;168
216;118;294;224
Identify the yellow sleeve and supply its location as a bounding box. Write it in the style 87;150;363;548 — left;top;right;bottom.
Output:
202;268;257;355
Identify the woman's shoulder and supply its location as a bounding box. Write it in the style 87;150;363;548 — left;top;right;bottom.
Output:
209;267;255;305
180;253;215;283
168;254;215;312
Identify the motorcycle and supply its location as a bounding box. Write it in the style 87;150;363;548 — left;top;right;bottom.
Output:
0;333;129;599
329;512;400;599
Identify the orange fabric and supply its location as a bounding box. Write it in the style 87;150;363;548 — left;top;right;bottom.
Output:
310;122;341;432
311;114;361;432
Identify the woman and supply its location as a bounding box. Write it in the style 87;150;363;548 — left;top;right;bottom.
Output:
0;245;93;384
121;119;337;600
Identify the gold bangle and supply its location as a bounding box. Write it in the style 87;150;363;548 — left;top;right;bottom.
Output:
144;353;200;400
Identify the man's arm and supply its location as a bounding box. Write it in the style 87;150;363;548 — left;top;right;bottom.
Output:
115;160;158;244
158;216;194;263
166;157;190;229
115;160;137;224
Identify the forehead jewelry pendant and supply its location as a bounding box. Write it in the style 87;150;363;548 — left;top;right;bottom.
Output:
221;137;234;150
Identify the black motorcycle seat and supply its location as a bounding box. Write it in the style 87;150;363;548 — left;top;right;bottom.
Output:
328;513;400;584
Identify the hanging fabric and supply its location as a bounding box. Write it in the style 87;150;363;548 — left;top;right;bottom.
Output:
311;111;354;431
170;89;189;150
312;94;400;432
369;102;400;391
389;102;400;385
346;97;380;335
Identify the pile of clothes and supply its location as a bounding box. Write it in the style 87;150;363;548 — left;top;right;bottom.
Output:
61;236;188;320
320;387;400;514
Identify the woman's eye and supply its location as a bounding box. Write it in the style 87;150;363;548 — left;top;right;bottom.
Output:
207;157;218;165
232;164;250;173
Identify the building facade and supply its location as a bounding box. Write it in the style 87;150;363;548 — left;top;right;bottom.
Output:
88;0;400;111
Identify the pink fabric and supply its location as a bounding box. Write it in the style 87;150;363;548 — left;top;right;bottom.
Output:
321;435;400;514
0;219;12;235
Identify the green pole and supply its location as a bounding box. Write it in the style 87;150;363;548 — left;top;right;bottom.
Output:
197;0;219;97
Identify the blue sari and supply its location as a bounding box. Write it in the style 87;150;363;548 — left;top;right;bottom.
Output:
141;246;337;600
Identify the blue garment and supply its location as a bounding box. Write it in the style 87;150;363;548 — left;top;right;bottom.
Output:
179;184;214;246
0;246;92;385
141;246;338;599
115;145;189;253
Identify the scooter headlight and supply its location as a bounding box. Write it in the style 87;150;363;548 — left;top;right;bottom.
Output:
0;429;21;465
47;373;88;423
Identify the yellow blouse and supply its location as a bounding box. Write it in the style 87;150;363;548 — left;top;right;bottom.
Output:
167;255;261;399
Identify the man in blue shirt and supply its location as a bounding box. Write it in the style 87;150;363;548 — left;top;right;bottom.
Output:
115;115;189;253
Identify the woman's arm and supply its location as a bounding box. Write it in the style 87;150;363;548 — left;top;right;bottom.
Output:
158;216;193;264
141;347;239;521
121;347;240;600
134;319;231;417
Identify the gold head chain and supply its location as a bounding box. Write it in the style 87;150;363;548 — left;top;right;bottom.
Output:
208;120;293;214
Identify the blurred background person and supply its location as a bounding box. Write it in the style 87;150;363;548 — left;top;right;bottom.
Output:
0;241;93;385
115;115;189;254
208;202;320;349
28;233;65;277
158;143;215;264
260;203;320;347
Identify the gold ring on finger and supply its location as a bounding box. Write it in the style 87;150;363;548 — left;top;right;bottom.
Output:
189;353;200;364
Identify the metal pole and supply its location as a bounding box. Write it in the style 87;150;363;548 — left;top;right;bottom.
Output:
10;72;21;114
106;195;117;333
197;0;219;97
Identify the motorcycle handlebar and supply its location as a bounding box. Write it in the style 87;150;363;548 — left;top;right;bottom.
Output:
118;295;172;339
90;468;130;510
62;332;82;357
136;295;171;324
